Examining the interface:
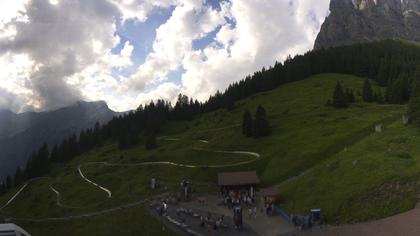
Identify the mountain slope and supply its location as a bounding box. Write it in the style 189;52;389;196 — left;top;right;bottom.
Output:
0;101;118;178
315;0;420;49
0;74;408;235
280;119;420;224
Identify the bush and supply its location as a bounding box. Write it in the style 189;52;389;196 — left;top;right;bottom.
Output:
396;152;412;160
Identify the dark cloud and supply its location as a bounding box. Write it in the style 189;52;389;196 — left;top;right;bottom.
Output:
0;87;33;112
0;0;120;110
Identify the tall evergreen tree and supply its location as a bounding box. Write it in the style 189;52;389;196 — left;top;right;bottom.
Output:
50;144;59;163
408;66;420;127
14;167;24;187
386;79;405;104
5;176;11;189
332;81;348;108
242;110;253;137
145;129;157;150
375;89;385;104
253;105;270;138
37;143;50;176
118;134;129;150
0;182;6;195
362;78;374;102
345;88;355;103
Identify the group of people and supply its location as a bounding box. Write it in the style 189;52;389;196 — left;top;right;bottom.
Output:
200;212;226;233
178;180;192;201
221;189;255;209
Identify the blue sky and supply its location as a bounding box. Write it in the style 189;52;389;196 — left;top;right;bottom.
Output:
112;0;224;88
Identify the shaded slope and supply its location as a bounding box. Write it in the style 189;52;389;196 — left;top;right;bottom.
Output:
0;74;407;235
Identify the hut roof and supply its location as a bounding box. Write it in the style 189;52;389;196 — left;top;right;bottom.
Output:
218;171;260;186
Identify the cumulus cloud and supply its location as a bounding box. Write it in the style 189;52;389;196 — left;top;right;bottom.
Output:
0;87;32;112
126;0;226;92
0;0;123;111
180;0;331;100
111;0;179;22
127;0;330;104
0;0;330;112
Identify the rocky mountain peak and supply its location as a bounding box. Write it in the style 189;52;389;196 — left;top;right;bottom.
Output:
314;0;420;49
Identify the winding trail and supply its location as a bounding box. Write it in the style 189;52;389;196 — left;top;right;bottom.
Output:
0;177;49;211
78;164;112;198
0;183;27;211
7;198;148;222
49;185;90;209
0;125;261;222
76;146;260;198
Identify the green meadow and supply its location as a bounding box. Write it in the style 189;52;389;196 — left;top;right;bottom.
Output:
0;73;411;235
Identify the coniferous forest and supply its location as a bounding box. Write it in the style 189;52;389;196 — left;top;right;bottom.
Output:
3;39;420;193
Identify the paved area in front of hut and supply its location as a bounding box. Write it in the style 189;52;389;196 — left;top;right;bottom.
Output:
148;193;294;235
149;203;257;236
178;194;294;236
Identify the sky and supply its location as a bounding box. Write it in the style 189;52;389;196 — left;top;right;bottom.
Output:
0;0;330;112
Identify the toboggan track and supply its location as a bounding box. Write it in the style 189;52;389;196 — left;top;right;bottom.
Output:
0;125;261;221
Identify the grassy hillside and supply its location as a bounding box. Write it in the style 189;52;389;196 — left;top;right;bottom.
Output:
280;120;420;224
0;73;408;235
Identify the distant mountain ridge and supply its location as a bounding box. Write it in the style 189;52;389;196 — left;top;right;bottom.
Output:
0;101;119;178
315;0;420;49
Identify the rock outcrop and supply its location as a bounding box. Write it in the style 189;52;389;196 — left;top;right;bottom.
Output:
314;0;420;49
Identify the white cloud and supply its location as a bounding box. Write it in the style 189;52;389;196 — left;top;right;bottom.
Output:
0;0;331;113
111;0;178;22
126;0;330;104
0;53;35;112
125;0;226;92
0;0;124;111
136;82;181;105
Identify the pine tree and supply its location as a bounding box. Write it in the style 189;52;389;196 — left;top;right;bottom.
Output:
345;89;355;103
253;105;270;138
0;182;6;195
242;110;253;137
145;129;157;150
385;80;393;103
37;143;50;176
375;89;385;104
326;99;332;107
129;132;139;146
5;176;11;189
408;66;420;127
386;79;404;104
50;144;59;163
14;167;24;187
362;78;374;102
332;82;348;108
118;134;129;150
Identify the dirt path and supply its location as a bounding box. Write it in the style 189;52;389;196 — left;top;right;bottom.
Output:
49;185;91;209
0;183;27;211
1;125;262;223
76;138;260;198
78;163;113;198
7;198;148;222
296;207;420;236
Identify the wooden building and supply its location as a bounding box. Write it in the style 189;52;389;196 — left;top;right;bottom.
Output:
218;171;260;197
